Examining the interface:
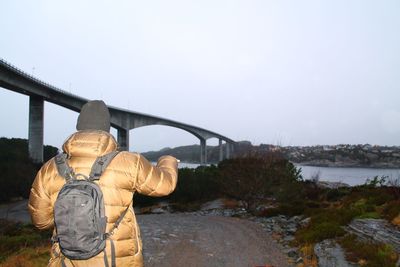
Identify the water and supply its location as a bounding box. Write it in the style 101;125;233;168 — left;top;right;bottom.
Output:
296;165;400;186
151;162;205;169
178;162;206;169
176;162;400;186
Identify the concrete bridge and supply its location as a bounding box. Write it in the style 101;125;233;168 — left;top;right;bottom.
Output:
0;58;235;164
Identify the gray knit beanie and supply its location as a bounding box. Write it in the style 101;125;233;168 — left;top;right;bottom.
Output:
76;100;111;132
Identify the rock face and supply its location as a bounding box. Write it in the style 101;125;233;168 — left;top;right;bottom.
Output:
314;239;358;267
0;200;31;223
317;181;350;189
138;202;172;214
346;219;400;253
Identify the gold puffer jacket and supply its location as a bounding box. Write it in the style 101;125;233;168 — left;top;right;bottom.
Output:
28;130;178;267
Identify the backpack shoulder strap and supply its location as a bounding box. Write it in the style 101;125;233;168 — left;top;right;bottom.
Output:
105;200;132;267
55;153;74;183
89;151;119;181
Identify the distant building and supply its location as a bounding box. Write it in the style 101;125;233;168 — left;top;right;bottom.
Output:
362;144;372;151
323;145;334;151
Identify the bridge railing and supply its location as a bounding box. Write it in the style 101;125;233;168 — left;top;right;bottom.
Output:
0;57;84;100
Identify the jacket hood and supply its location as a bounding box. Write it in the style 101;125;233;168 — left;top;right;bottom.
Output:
76;100;111;132
62;130;118;157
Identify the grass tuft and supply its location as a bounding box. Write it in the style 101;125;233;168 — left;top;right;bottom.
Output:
0;219;51;264
339;234;398;267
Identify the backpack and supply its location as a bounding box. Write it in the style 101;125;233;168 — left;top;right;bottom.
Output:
53;151;127;267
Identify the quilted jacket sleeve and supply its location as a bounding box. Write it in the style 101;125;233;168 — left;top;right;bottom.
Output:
28;160;56;230
135;155;178;196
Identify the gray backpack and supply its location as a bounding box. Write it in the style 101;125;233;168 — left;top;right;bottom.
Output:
53;151;127;267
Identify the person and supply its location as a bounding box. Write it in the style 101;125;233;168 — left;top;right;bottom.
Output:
28;100;178;267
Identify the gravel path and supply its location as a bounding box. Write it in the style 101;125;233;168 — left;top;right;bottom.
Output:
137;214;289;267
0;201;289;267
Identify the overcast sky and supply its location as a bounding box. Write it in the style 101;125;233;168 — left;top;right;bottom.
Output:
1;1;399;152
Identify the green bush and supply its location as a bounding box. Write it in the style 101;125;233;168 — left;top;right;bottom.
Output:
356;212;380;219
296;221;345;243
326;188;350;202
170;165;220;203
364;176;387;188
296;206;366;244
134;165;221;207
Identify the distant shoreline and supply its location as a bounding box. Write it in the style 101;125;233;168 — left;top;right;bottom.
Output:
295;162;400;169
143;142;400;170
177;161;400;169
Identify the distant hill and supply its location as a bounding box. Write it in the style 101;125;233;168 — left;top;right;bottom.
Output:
142;145;202;163
142;141;252;163
0;137;58;202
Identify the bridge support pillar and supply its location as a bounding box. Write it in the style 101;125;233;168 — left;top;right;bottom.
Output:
28;96;44;163
200;138;207;165
230;143;234;157
226;142;231;159
219;139;223;161
117;128;129;151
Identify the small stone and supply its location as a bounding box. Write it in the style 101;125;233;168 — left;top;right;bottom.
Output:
295;257;303;263
151;207;168;214
286;248;298;258
358;259;367;266
286;226;297;234
283;235;295;243
272;225;283;233
299;217;311;228
271;232;282;240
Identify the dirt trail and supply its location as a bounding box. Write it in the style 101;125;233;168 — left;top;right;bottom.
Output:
138;214;289;267
0;202;289;267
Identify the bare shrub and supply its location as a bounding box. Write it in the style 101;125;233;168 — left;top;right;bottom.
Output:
311;170;321;183
387;176;400;199
217;152;303;213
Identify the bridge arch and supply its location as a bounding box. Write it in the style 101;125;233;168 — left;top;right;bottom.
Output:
127;125;200;161
116;124;233;164
0;58;235;163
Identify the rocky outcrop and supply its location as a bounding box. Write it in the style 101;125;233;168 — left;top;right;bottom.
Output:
346;219;400;253
250;215;306;264
314;239;358;267
317;181;350;189
0;200;31;223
